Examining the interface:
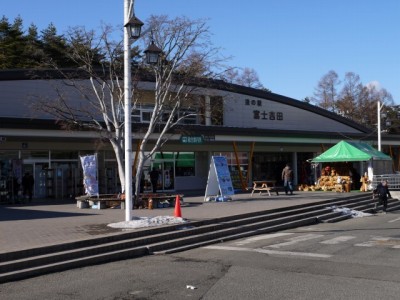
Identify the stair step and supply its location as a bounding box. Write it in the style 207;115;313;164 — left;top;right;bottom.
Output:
2;193;395;284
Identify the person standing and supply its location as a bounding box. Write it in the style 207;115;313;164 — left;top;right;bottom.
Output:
281;163;293;195
22;172;34;202
149;167;159;193
375;180;391;213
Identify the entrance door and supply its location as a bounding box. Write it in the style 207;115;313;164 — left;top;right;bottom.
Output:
162;161;174;191
34;164;47;199
151;161;175;192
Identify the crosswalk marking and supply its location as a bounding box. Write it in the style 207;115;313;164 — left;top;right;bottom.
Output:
388;217;400;223
235;233;294;246
217;233;400;251
267;234;324;248
204;245;332;258
320;236;355;244
354;237;391;247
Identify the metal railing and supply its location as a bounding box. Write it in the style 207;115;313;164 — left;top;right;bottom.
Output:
372;174;400;190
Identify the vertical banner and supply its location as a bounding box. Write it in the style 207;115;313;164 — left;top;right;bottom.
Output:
80;154;99;196
204;156;234;201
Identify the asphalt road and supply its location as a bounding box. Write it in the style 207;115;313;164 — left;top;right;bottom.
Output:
2;211;400;300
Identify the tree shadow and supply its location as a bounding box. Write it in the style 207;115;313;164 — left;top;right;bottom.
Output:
0;206;95;221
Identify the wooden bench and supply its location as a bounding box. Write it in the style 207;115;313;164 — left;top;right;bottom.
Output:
250;180;279;196
76;193;184;209
139;193;184;209
76;194;124;209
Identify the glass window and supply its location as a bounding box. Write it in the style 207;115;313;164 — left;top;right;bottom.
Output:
51;151;79;159
142;111;151;122
21;151;49;159
175;152;195;176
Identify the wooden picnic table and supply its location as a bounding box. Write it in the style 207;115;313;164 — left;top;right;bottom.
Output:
250;180;279;196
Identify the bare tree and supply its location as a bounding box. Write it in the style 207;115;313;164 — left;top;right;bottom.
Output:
336;72;363;120
32;12;229;202
221;67;265;89
32;24;131;192
132;15;228;201
361;84;394;129
312;70;340;112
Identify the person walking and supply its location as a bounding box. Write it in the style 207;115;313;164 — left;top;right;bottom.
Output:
375;180;391;213
281;163;293;195
149;167;159;193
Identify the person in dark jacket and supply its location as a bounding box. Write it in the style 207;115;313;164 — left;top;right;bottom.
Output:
375;180;391;213
281;163;293;195
149;168;159;193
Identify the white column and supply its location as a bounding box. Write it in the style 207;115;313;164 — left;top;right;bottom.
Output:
124;0;133;221
292;152;298;185
205;95;211;126
377;100;381;151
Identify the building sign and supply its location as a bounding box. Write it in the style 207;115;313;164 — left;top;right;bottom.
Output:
253;110;283;121
180;135;215;144
202;135;215;142
245;98;284;121
180;136;203;144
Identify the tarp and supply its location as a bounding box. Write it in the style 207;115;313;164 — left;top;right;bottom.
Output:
311;141;392;162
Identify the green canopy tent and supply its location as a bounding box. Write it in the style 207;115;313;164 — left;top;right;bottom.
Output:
311;140;393;180
311;141;392;163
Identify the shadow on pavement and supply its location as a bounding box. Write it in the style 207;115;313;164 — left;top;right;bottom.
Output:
0;206;95;221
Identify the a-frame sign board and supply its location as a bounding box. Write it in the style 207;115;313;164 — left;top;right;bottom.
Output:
204;156;234;201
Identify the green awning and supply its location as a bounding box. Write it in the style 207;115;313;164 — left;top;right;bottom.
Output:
311;141;392;163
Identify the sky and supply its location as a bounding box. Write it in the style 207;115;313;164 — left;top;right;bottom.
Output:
3;0;400;103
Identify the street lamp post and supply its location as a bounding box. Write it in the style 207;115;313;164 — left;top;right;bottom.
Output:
124;0;143;221
378;100;382;151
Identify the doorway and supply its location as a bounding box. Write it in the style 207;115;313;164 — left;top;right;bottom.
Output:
151;161;175;192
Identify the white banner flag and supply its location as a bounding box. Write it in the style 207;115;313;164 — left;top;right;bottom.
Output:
80;154;99;196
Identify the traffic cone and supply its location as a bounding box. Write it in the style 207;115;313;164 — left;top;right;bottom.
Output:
174;195;182;218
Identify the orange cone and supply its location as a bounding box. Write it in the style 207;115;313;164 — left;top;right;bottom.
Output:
174;195;182;218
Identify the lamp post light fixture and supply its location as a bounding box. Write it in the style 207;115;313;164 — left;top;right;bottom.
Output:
125;15;144;39
124;0;143;222
144;41;163;65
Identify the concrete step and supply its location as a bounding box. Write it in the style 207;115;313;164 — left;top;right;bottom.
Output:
0;193;370;263
0;205;332;274
0;193;377;283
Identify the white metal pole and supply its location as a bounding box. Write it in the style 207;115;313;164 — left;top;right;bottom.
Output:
124;0;133;221
377;100;381;151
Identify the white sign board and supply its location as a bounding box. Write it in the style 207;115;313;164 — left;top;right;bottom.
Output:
204;156;234;201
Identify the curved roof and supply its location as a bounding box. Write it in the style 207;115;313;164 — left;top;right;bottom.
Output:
0;68;372;135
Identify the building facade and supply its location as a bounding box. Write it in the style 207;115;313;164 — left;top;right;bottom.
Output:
0;69;397;201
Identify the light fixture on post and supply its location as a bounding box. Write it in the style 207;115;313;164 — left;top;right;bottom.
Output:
144;41;163;65
124;0;143;222
125;15;144;39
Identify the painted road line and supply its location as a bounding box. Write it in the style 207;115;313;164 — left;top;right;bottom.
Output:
320;236;355;244
267;234;324;248
388;217;400;223
235;233;294;246
204;245;332;258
